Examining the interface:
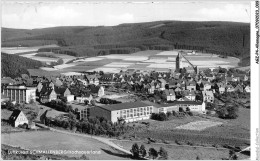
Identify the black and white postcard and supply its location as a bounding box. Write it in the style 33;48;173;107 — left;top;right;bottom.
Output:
1;0;259;160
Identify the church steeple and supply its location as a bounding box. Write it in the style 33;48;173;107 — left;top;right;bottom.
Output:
176;53;183;72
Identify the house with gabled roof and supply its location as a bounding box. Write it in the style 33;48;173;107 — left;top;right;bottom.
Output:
39;88;57;103
54;87;71;98
182;90;196;101
199;81;212;91
186;81;196;92
157;78;167;90
163;89;176;101
234;84;244;92
89;85;105;97
202;90;214;103
86;75;99;85
216;82;226;94
76;92;93;104
9;110;29;127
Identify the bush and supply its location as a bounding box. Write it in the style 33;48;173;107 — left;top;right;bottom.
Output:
150;112;167;121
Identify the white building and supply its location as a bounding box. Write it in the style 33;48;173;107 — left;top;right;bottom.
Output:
2;85;36;104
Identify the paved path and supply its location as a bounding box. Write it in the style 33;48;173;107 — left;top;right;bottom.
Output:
35;123;132;155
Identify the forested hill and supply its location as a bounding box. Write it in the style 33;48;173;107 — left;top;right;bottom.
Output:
1;53;44;78
1;21;250;66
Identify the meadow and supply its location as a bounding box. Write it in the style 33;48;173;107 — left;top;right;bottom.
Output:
124;108;250;147
112;139;249;160
1;131;130;160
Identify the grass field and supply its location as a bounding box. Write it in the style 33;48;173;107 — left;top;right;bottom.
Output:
111;140;248;160
124;108;250;147
1;131;131;160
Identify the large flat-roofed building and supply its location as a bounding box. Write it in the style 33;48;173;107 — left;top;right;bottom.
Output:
90;101;154;123
156;101;206;114
2;85;36;104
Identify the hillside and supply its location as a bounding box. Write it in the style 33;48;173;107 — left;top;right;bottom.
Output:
1;21;250;66
1;53;44;78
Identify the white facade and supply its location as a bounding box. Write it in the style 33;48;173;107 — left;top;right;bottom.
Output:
14;112;29;127
66;95;75;102
3;86;36;104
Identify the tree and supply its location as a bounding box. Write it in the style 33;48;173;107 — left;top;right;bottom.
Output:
91;99;96;106
158;147;168;159
139;144;147;158
229;150;238;160
166;111;172;118
149;148;158;160
179;107;184;112
79;154;89;160
84;100;89;105
130;143;139;158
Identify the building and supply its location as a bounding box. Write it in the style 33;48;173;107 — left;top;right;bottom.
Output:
39;88;57;103
76;93;93;104
163;89;176;101
2;85;36;104
186;81;196;91
9;110;29;127
86;75;99;85
244;85;250;93
182;90;196;101
176;53;183;72
155;101;206;114
90;101;154;123
216;82;226;94
89;85;105;97
202;90;214;103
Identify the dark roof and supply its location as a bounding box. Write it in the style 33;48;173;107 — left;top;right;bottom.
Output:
9;110;22;122
97;101;150;111
54;87;68;95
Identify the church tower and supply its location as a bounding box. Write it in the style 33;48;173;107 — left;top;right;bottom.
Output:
176;53;183;72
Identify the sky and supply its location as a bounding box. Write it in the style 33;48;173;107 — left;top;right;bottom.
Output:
1;1;251;29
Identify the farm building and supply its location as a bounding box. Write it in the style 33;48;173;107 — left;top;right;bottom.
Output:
9;110;29;127
89;101;154;123
2;85;36;104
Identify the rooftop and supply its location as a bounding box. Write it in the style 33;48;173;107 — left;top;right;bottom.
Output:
97;101;150;111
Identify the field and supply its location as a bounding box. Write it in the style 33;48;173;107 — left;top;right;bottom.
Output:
2;47;240;75
175;121;223;131
1;45;76;66
111;140;249;160
44;50;240;75
1;131;131;160
123;108;250;147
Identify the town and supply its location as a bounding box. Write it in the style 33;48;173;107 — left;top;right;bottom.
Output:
1;3;252;159
1;51;251;160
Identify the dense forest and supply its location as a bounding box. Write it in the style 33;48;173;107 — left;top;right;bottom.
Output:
1;21;250;66
1;53;44;78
